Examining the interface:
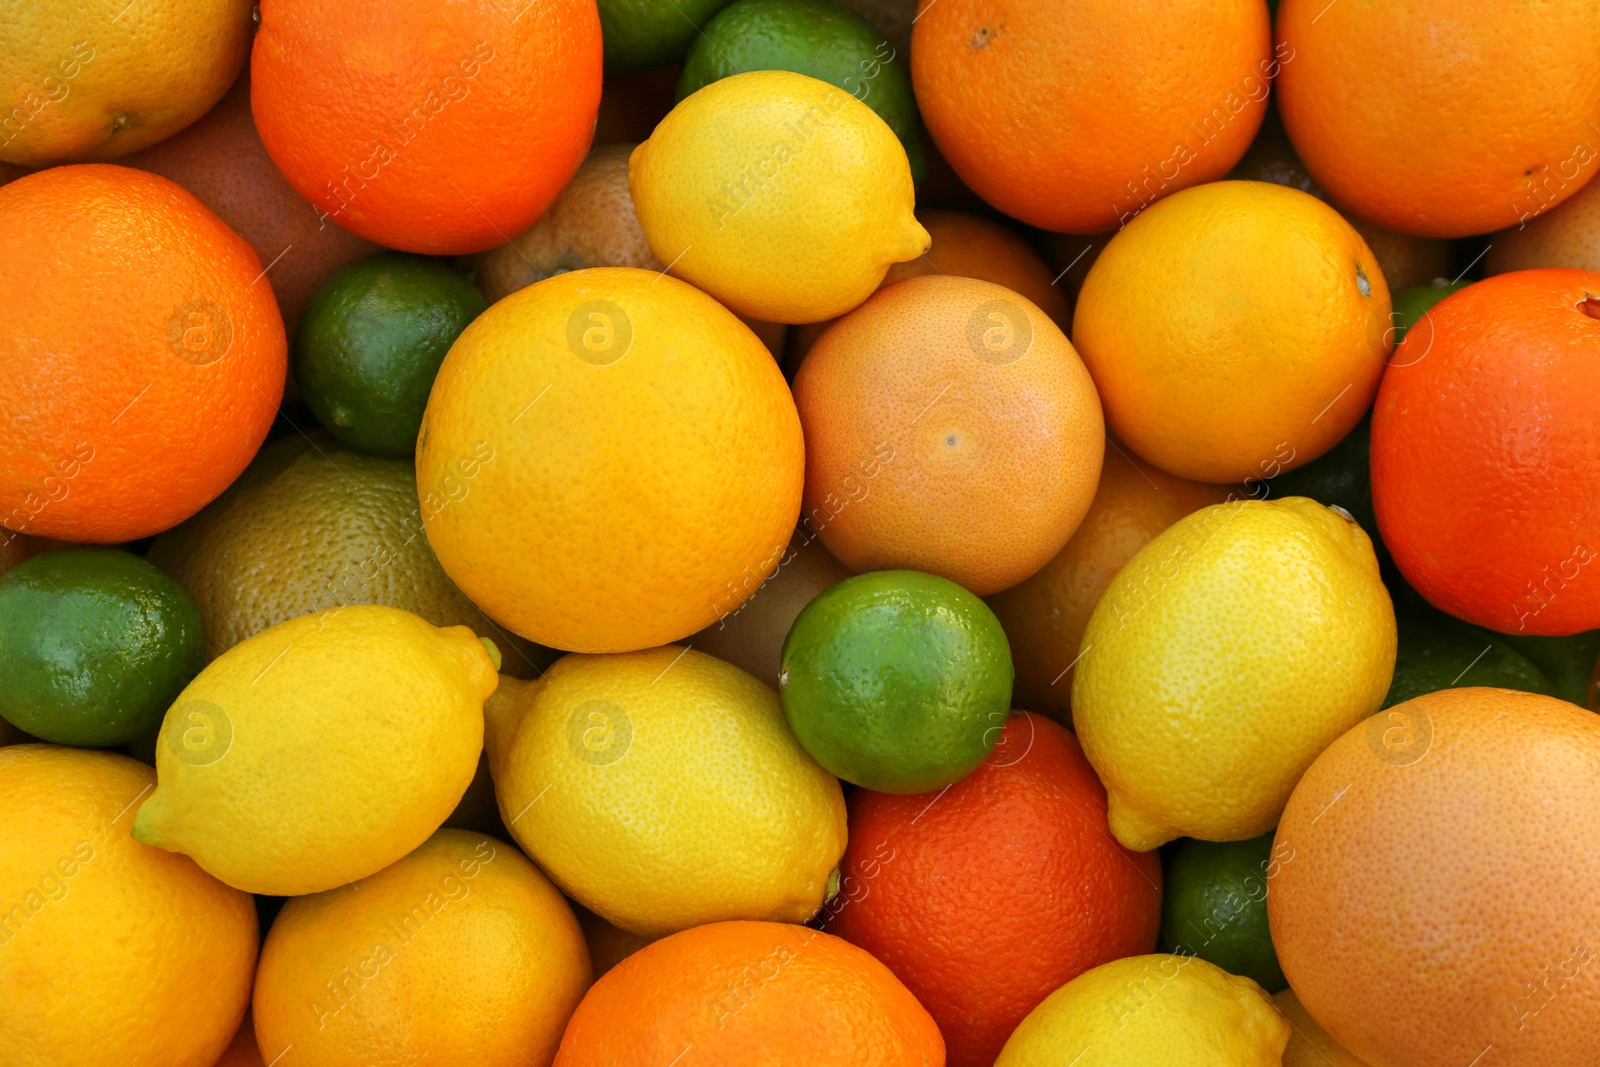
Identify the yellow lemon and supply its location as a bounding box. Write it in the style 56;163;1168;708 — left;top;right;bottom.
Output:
0;746;257;1067
996;954;1290;1067
1273;988;1371;1067
487;647;847;938
1072;497;1395;851
1072;180;1392;484
253;829;590;1067
417;266;803;655
132;604;498;895
628;69;929;324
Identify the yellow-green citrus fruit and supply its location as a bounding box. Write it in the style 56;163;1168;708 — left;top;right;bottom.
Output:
253;829;590;1067
995;954;1289;1067
488;647;847;938
1072;497;1395;851
417;267;803;654
629;69;929;323
0;746;257;1067
132;604;498;895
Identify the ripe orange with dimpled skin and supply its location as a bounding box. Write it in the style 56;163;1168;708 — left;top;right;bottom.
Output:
0;164;285;544
1276;0;1600;237
1371;269;1600;635
794;274;1104;597
826;713;1162;1067
1270;687;1600;1067
553;920;945;1066
251;0;601;254
910;0;1271;233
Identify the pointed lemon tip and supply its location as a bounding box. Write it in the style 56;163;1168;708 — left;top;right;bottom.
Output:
889;217;932;265
479;636;503;672
130;790;175;848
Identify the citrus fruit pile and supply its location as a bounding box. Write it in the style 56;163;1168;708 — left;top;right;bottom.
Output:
4;0;1600;1064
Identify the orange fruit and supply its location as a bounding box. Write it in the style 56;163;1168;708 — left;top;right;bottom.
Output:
911;0;1272;233
1371;269;1600;635
1228;108;1453;293
0;165;285;543
251;0;602;254
552;920;945;1066
1072;180;1390;484
254;829;590;1067
418;267;803;652
1276;0;1600;237
0;0;253;166
793;274;1103;596
1269;687;1600;1067
986;447;1229;723
1488;168;1600;275
690;528;855;691
213;1014;266;1067
124;75;379;335
787;209;1072;368
826;713;1162;1067
0;746;259;1067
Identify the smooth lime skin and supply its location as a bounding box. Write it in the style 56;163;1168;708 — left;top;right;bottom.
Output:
678;0;927;185
0;548;204;746
779;569;1013;794
294;252;487;458
1385;609;1553;709
599;0;734;73
1391;279;1470;342
1161;834;1285;992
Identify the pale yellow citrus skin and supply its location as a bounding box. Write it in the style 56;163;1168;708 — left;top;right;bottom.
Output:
1273;988;1370;1067
629;69;930;324
253;829;591;1067
488;648;847;938
0;746;258;1067
1072;497;1395;851
418;267;804;654
132;604;498;895
0;0;253;165
1072;181;1392;484
996;954;1289;1067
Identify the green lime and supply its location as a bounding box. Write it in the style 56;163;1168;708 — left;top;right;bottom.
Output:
1384;608;1552;709
599;0;735;73
779;569;1013;793
1496;630;1600;707
1267;412;1376;538
1391;279;1469;343
1161;834;1285;991
0;548;204;746
294;252;487;457
678;0;927;185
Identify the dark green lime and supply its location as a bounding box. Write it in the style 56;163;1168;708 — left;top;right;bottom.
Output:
600;0;735;73
1391;279;1469;343
1497;630;1600;707
1268;412;1377;538
0;548;204;746
294;252;487;457
678;0;926;185
779;570;1013;793
1384;608;1552;708
1161;834;1286;991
